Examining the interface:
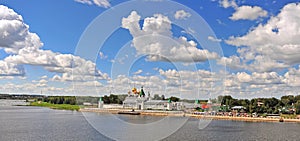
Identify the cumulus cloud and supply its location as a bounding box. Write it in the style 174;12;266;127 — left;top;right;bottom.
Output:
221;71;296;98
283;66;300;87
0;65;297;98
217;56;244;70
0;60;24;76
98;69;223;98
230;6;268;20
0;5;43;54
155;69;293;98
225;3;300;71
236;71;283;85
74;0;110;8
174;10;191;20
4;47;108;79
218;55;289;72
218;0;268;21
0;5;108;81
219;0;237;9
33;79;48;87
122;11;219;63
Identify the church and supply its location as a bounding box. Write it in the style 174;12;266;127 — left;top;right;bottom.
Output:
122;86;176;110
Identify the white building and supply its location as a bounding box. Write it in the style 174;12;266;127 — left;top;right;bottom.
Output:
122;87;179;110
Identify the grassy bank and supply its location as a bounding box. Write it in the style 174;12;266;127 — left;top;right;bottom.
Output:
30;102;80;111
280;114;297;119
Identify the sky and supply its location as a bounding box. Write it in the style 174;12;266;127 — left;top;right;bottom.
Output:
0;0;300;99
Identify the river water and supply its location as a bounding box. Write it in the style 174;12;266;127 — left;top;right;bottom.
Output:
0;104;300;141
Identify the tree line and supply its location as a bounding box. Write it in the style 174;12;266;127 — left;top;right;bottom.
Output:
218;95;300;114
42;96;77;105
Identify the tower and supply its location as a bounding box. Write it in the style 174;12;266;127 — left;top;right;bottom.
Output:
98;97;104;109
194;99;200;108
139;86;145;97
167;98;172;110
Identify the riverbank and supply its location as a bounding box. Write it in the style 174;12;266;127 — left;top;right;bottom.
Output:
190;115;300;123
80;108;300;123
30;102;80;111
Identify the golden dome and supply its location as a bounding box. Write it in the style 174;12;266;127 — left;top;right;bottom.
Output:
132;87;137;91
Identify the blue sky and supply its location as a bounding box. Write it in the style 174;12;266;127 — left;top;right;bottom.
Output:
1;0;300;99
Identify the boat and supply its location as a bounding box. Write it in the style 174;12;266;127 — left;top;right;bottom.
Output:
118;110;141;115
279;118;284;122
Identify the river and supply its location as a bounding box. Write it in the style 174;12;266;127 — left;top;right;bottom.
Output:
0;104;299;141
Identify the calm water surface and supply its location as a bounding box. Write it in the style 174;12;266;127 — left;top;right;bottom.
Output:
1;105;300;141
0;106;111;141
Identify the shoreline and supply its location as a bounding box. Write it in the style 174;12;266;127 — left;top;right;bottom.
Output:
29;102;80;111
80;108;300;123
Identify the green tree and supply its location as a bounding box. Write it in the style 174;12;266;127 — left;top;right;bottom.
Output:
220;95;233;106
161;95;165;100
281;95;295;106
103;95;110;104
169;96;180;102
295;101;300;114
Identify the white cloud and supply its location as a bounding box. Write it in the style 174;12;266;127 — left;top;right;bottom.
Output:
247;56;288;72
218;0;268;21
219;55;289;72
158;69;221;95
0;5;43;54
74;0;93;5
208;36;222;42
221;71;291;98
93;0;110;8
99;51;107;59
224;78;240;87
74;0;110;8
122;11;219;63
236;71;283;85
5;47;109;81
73;80;103;88
0;65;296;98
225;3;300;71
40;75;48;79
219;0;237;9
133;69;143;75
0;60;24;76
35;79;48;87
217;56;244;70
283;66;300;86
103;69;225;98
236;72;251;83
0;76;14;80
230;5;268;21
174;10;191;20
0;5;108;81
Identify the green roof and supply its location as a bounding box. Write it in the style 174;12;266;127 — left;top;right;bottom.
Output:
140;87;145;96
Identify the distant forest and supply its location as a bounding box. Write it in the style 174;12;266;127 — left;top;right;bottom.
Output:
217;95;300;114
0;94;44;100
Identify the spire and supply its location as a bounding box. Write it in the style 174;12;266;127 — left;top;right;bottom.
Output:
140;86;145;97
